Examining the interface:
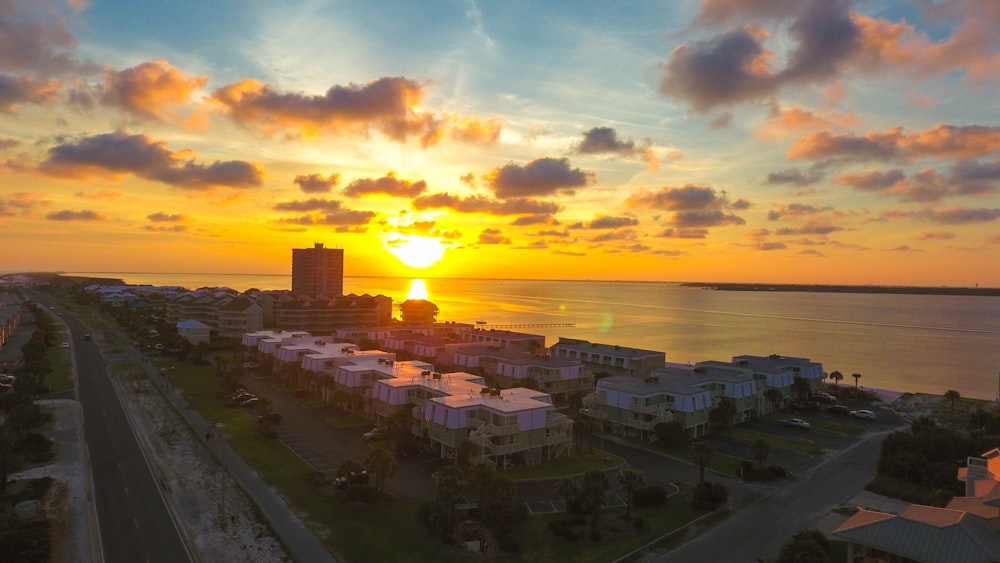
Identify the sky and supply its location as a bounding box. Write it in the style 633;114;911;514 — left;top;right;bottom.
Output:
2;0;1000;286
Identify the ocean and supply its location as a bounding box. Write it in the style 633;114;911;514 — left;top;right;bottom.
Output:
66;272;1000;400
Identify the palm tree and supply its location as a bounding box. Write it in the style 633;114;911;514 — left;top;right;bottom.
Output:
828;371;844;394
752;439;771;469
691;440;712;485
616;467;645;522
764;388;784;414
852;372;862;390
580;470;609;536
709;398;737;431
365;447;398;491
945;389;961;415
554;477;580;520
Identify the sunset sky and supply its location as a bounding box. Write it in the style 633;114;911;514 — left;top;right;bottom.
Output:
3;0;1000;286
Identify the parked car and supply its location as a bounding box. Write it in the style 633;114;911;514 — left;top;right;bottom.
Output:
790;400;819;411
828;404;850;415
0;374;15;384
242;362;259;369
61;342;70;349
781;418;811;429
362;427;383;442
850;409;876;420
83;333;91;341
812;392;837;404
239;397;260;407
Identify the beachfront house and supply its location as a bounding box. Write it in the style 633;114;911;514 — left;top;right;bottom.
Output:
731;354;826;398
582;370;714;440
461;328;546;352
176;319;210;345
451;346;593;403
550;337;666;378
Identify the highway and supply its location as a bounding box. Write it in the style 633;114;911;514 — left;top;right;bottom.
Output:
58;305;192;563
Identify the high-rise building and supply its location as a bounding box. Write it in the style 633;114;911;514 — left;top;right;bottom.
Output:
291;243;344;297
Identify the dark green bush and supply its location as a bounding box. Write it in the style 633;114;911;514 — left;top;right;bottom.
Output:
633;485;668;507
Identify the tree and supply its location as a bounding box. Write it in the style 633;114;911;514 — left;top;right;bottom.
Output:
652;420;688;448
691;440;712;485
970;407;992;440
365;447;398;492
777;528;830;563
616;467;645;522
764;388;784;413
554;477;580;520
945;389;961;415
580;470;609;536
709;398;737;431
828;371;843;394
752;439;771;469
792;377;811;401
852;372;862;390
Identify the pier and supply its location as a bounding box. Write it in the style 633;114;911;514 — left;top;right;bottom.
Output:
473;322;575;329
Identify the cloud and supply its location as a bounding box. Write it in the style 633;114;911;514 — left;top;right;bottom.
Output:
344;172;427;198
39;131;264;189
788;125;1000;162
147;212;184;222
775;219;843;236
0;138;18;149
294;173;340;193
46;209;104;221
273;198;349;212
448;115;502;145
586;215;638;229
767;203;831;220
0;74;59;112
693;0;801;27
144;224;186;233
572;127;657;168
510;214;557;226
588;229;636;243
922;206;1000;225
277;209;376;226
100;60;207;121
477;228;510;245
484;157;592;198
755;241;787;251
552;249;586;257
655;227;710;239
0;1;90;75
0;191;48;217
412;192;561;216
919;231;956;241
514;240;548;250
766;168;824;186
627;184;746;230
835;169;906;192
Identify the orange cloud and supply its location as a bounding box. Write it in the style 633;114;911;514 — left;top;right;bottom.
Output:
788;124;1000;162
448;115;502;145
0;75;59;113
101;60;208;121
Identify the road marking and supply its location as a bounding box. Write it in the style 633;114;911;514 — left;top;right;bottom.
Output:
124;486;129;496
133;517;140;529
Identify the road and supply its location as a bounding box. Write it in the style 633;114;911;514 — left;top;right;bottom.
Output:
655;429;889;562
58;305;193;563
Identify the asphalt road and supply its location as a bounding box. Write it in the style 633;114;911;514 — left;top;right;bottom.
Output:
58;305;192;563
655;428;890;562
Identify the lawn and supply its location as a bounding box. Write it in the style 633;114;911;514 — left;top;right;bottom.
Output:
45;345;74;393
726;428;825;455
502;449;624;481
661;445;746;477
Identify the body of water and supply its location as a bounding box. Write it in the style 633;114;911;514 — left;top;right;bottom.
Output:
67;272;1000;400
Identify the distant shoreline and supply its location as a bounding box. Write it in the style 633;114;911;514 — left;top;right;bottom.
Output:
682;282;1000;297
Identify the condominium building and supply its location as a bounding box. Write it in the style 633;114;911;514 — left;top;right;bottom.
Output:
291;242;344;297
583;371;714;440
371;371;573;467
731;354;826;397
452;346;593;403
461;329;546;353
550;337;666;377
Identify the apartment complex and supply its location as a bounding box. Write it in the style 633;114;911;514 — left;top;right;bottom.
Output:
371;371;573;467
550;337;666;377
291;242;344;297
731;354;826;397
452;346;593;403
583;370;714;440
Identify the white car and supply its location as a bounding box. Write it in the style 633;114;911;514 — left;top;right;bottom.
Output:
850;409;876;420
781;418;811;429
61;342;70;349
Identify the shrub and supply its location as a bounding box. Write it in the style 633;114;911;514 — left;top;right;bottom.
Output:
633;485;668;507
690;482;729;510
305;471;328;487
632;517;645;530
346;484;380;503
768;465;788;478
590;530;602;541
548;520;568;535
497;535;520;554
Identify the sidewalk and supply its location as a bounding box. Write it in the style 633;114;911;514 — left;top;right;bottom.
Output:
139;355;339;563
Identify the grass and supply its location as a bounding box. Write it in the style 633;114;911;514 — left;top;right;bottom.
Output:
45;345;74;393
327;413;370;428
162;359;715;562
726;428;825;455
506;483;711;562
662;445;746;477
865;474;952;506
502;449;623;481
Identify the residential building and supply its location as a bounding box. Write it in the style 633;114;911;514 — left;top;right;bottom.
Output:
291;242;344;297
452;346;593;403
582;371;713;440
272;293;392;334
399;299;438;324
550;337;666;377
241;329;313;354
699;359;793;415
731;354;826;397
371;370;572;467
176;319;210;345
462;329;546;353
215;297;264;340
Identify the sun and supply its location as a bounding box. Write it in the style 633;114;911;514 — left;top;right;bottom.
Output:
385;235;446;269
